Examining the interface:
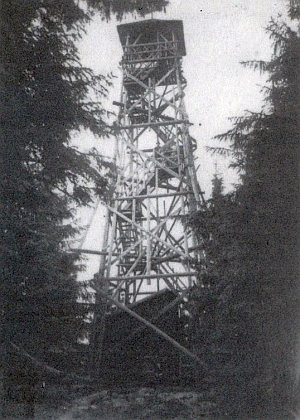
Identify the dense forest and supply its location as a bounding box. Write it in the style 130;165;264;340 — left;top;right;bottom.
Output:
189;1;300;418
0;0;299;419
0;0;168;417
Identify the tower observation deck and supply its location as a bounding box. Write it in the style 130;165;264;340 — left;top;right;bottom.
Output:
91;19;205;379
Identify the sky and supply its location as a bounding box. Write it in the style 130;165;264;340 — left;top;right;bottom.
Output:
76;0;289;277
79;0;288;192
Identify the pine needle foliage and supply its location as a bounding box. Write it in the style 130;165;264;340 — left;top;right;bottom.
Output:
0;0;168;367
189;1;300;418
86;0;168;20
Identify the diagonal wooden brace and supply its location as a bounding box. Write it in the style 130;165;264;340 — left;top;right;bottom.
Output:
96;288;201;364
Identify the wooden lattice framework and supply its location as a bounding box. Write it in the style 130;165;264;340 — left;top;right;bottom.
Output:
90;19;205;375
96;19;204;301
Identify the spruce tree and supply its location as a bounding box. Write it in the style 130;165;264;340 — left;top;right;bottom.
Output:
0;0;168;398
190;1;300;417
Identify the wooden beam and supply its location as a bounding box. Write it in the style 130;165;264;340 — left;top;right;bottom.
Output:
115;191;189;201
9;342;91;382
10;342;62;376
116;137;191;187
113;119;191;130
106;203;191;260
70;248;118;257
105;271;198;282
122;55;180;64
122;69;185;116
108;206;184;268
97;290;201;364
123;287;193;343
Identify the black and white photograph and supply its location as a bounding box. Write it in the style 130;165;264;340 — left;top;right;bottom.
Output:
1;1;299;419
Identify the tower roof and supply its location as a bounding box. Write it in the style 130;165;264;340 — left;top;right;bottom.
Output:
117;19;186;56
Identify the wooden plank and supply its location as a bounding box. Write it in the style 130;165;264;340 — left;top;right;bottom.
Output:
113;119;190;130
10;342;62;376
106;203;191;260
146;186;151;280
122;55;179;64
117;137;190;186
70;248;118;257
108;206;181;267
104;271;198;282
97;290;201;364
118;287;193;344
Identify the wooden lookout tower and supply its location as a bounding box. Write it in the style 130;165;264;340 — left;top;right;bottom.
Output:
91;19;205;379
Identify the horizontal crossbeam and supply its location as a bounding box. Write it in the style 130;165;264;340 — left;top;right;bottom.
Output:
115;191;189;201
113;119;190;130
105;271;198;282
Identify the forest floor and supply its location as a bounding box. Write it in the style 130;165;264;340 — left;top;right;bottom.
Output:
2;384;218;419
